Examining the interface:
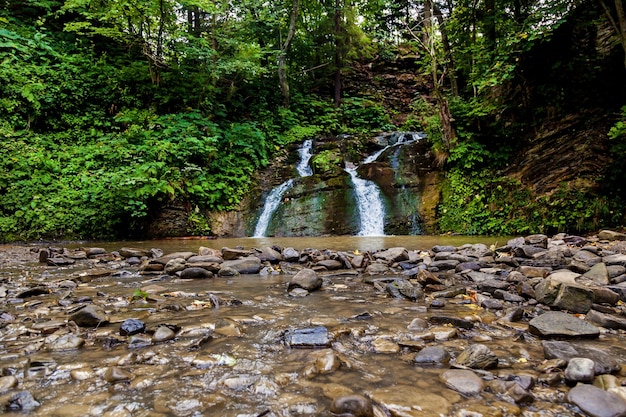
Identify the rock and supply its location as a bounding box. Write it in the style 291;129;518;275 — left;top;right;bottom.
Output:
0;376;18;392
440;369;484;396
525;234;548;248
70;305;109;327
180;267;213;279
187;255;223;263
413;346;450;366
385;278;422;301
128;334;152;348
304;349;341;377
70;368;95;381
573;249;603;267
433;245;456;253
428;316;474;329
604;254;626;266
364;263;390;275
217;266;239;277
152;325;176;343
47;334;85;351
104;366;133;383
369;386;454;417
285;326;330;348
221;247;253;260
429;259;460;270
553;283;595;313
3;391;40;411
155;252;195;265
120;318;146;336
164;258;187;274
330;395;373;417
586;309;626;330
454;344;498;369
565;357;595;384
481;298;504;310
371;338;400;354
316;259;343;270
283;247;300;261
46;257;75;266
221;256;261;274
407;318;429;331
589;287;620;305
568;384;626;417
288;269;322;291
529;311;600;338
598;230;626;241
119;247;152;258
374;247;409;263
254;246;283;263
542;341;621;374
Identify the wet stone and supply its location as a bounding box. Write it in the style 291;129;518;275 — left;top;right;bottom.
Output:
429;299;446;308
152;325;176;343
70;305;109;327
180;267;213;279
128;334;152;348
3;391;40;412
330;395;373;417
120;318;146;336
440;369;484;396
528;311;600;338
542;341;621;374
428;315;474;329
586;309;626;330
47;334;85;351
285;326;330;348
104;366;133;383
288;268;322;292
564;357;595;384
568;384;626;417
371;338;400;354
413;346;450;366
0;376;18;392
454;344;498;370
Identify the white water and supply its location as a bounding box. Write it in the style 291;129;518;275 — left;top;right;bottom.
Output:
296;139;313;177
348;131;425;236
346;167;386;236
252;179;295;237
253;140;314;237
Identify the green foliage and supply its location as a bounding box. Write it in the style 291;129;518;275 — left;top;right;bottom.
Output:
312;150;343;177
438;169;621;235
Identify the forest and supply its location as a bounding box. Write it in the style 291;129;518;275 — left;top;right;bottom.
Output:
1;0;625;241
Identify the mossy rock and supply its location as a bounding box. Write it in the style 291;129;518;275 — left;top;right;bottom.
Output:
312;149;344;179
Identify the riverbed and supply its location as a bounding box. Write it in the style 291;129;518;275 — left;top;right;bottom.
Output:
1;234;626;417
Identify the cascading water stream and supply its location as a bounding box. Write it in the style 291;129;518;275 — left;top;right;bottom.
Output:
347;131;425;237
252;140;313;237
345;166;386;236
296;139;313;177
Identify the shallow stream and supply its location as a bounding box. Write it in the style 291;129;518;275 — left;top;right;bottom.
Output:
1;236;623;416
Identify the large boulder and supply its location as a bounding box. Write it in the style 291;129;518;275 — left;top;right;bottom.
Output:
220;256;261;274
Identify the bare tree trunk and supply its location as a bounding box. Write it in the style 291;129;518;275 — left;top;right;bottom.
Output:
278;0;300;107
433;3;458;96
423;0;455;150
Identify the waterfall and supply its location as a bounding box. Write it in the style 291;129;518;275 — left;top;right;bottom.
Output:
347;131;425;237
252;179;295;237
346;167;386;236
252;140;314;237
296;139;313;177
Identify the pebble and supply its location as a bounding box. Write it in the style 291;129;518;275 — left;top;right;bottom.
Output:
440;369;484;396
565;357;596;384
568;384;626;417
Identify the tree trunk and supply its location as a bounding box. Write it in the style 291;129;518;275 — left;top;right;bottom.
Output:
334;0;342;107
278;0;300;107
433;3;459;96
600;0;626;70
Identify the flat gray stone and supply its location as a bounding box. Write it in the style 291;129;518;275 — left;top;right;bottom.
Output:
568;384;626;417
440;369;484;396
528;312;600;338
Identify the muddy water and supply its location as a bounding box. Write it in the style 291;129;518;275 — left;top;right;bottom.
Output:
0;236;606;416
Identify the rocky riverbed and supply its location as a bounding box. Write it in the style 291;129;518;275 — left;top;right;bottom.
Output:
2;231;626;416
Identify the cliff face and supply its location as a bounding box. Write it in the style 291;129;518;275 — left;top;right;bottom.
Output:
503;6;625;197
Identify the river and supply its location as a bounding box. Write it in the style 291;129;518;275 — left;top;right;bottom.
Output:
1;235;622;417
